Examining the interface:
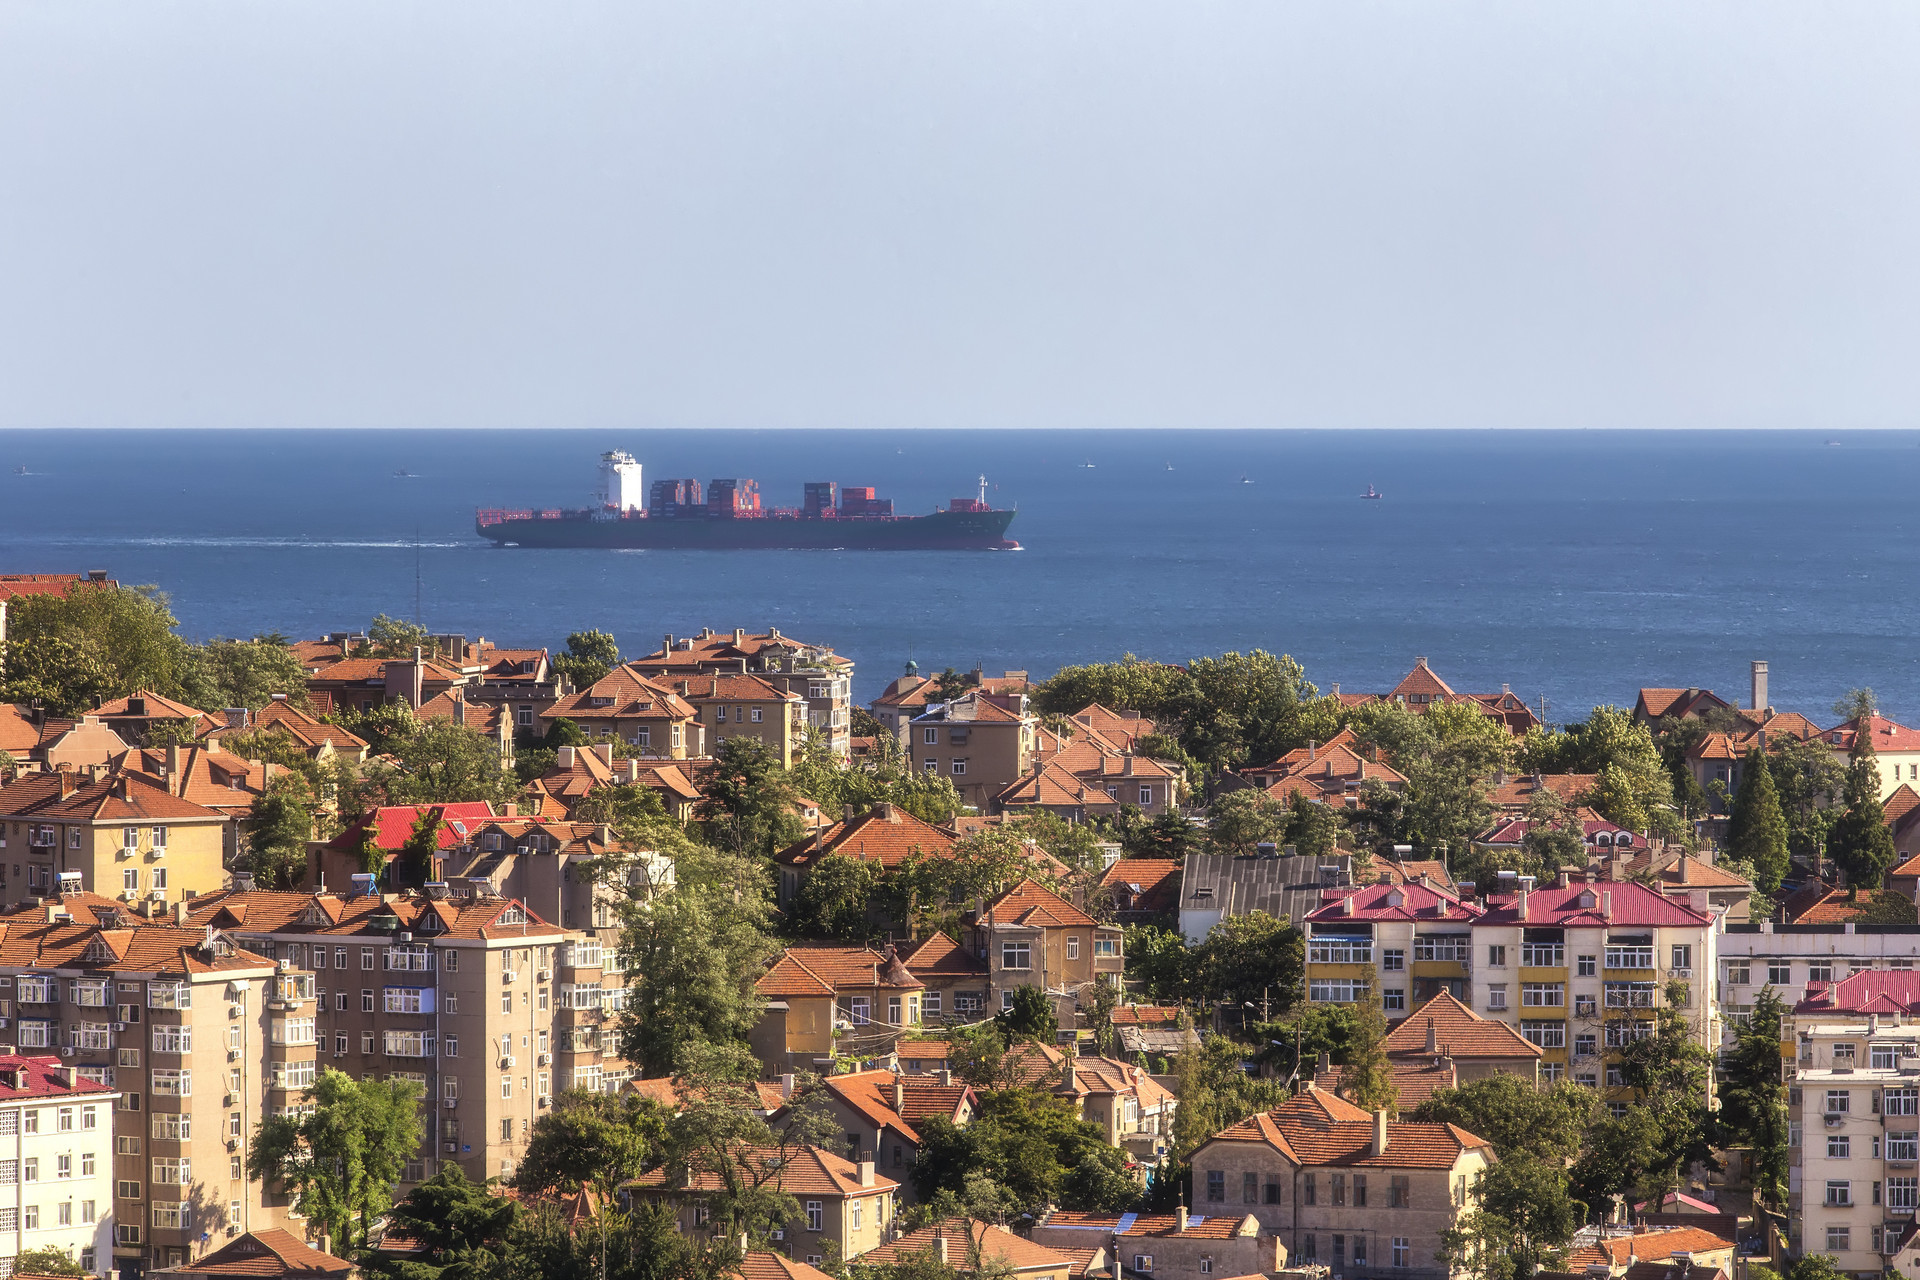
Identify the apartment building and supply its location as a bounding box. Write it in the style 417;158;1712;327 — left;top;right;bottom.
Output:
633;630;855;761
1058;1057;1176;1159
181;887;609;1189
0;772;229;909
907;694;1036;813
0;896;301;1277
1785;1012;1920;1275
809;1069;975;1183
751;945;926;1075
0;1054;118;1278
1187;1087;1494;1280
1720;923;1920;1044
539;667;701;760
1303;880;1483;1021
964;880;1125;1036
628;1145;897;1268
685;673;806;768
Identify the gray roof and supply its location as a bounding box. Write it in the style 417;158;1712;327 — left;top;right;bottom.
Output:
1178;852;1351;926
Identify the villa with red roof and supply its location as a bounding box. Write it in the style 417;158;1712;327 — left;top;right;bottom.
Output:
1331;658;1540;735
1633;686;1736;724
1188;1087;1494;1280
629;1143;899;1265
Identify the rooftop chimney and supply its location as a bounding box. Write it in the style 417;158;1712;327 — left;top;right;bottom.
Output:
1372;1108;1389;1156
893;1075;905;1114
1425;1020;1437;1053
410;647;425;709
1601;890;1613;922
556;746;575;769
1177;1205;1189;1231
858;1158;875;1187
167;742;182;792
934;1236;948;1265
1751;660;1769;713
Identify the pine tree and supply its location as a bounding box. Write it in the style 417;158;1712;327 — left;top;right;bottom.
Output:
1828;731;1897;890
1727;747;1790;896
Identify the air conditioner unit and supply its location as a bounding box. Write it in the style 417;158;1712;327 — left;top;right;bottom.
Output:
501;1055;516;1068
442;1097;458;1109
226;1138;238;1152
444;1142;459;1154
111;1022;124;1033
228;1005;243;1019
60;1047;73;1058
502;971;516;983
537;1096;551;1108
224;1093;236;1106
536;1053;551;1066
228;1049;241;1062
1827;1114;1847;1127
0;1019;10;1030
771;1231;784;1242
147;891;167;903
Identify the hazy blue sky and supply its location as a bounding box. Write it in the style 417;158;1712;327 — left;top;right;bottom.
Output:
4;3;1917;430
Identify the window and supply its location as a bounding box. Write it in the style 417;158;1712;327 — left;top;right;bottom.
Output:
1302;1238;1316;1264
1890;1132;1919;1162
1542;1063;1565;1083
1486;984;1507;1011
1810;961;1834;983
1095;936;1118;957
1140;786;1153;805
151;1025;191;1054
1521;983;1564;1007
501;1076;512;1099
1354;1238;1367;1267
1309;937;1373;964
924;728;938;745
806;1201;823;1232
1066;937;1080;961
1826;1180;1852;1206
1413;936;1469;962
1604;981;1656;1008
951;760;965;776
1134;1258;1153;1274
1829;1090;1852;1114
1890;1088;1919;1116
150;1070;190;1096
1002;942;1031;970
1392;1238;1410;1269
1521;940;1564;967
1671;944;1693;972
1309;979;1368;1004
1826;1226;1851;1252
1487;945;1506;968
1200;1260;1212;1275
1576;954;1596;976
1383;988;1406;1012
384;987;433;1014
1574;1032;1597;1058
1381;947;1406;972
1829;1135;1852;1158
1206;1170;1224;1202
1605;940;1654;969
1727;963;1750;985
152;1113;190;1141
1891;1177;1918;1212
152;1158;191;1185
1331;1173;1347;1206
1876;1043;1902;1070
1522;1022;1565;1050
1389;1175;1410;1208
1769;961;1792;985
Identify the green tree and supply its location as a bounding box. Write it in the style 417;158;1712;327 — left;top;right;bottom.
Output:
389;721;513;806
1204;789;1286;854
544;716;590;749
1259;1004;1365;1076
1340;993;1396;1114
1829;731;1897;889
1614;993;1717;1206
394;807;444;889
1569;1104;1663;1222
1169;1034;1289;1159
14;1247;86;1277
368;614;432;658
1833;688;1878;721
1751;1256;1849;1280
1525;706;1682;839
1354;701;1511;854
931;667;971;703
1413;1075;1598;1163
376;1166;517;1280
1861;893;1919;924
1031;656;1199;725
244;775;316;889
788;731;962;827
611;842;780;1075
912;1087;1135;1215
1283;794;1343;861
1120;808;1203;860
704;737;804;857
247;1068;424;1254
995;986;1060;1042
1718;987;1789;1210
1437;1155;1582;1280
1769;735;1846;867
0;582;193;714
1181;650;1328;773
184;637;312;712
552;630;622;691
1727;747;1791;896
1122;924;1197;1004
787;853;881;942
515;1090;664;1196
1195;912;1302;1012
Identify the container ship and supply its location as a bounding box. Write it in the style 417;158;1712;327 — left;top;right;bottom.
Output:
475;451;1020;550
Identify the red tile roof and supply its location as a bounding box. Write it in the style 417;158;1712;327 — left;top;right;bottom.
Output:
0;1053;118;1099
757;944;923;998
1565;1228;1733;1269
93;690;211;722
1041;1211;1257;1240
1826;714;1920;754
1472;880;1711;928
631;1144;896;1197
1198;1087;1492;1170
156;1228;357;1277
735;1254;837;1280
982;879;1099;929
817;1069;975;1143
0;770;228;822
902;932;988;979
1380;992;1541;1060
1100;858;1183;916
775;804;958;870
1306;881;1477;925
1795;969;1920;1016
323;803;497;852
1786;888;1905;925
860;1220;1076;1274
1316;1058;1458;1112
185;889;567;943
1109;1005;1183;1027
0;917;275;976
542;665;697;723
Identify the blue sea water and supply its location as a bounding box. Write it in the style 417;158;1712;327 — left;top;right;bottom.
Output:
2;428;1917;727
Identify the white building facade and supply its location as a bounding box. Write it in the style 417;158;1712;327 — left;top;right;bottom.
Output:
0;1055;118;1278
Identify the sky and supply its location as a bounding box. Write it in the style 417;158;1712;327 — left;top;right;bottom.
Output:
3;2;1918;432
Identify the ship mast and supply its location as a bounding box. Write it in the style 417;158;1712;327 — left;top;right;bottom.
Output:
977;474;988;506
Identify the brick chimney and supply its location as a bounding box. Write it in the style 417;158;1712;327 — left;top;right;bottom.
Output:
166;742;182;792
858;1158;875;1187
1372;1108;1389;1156
59;769;78;799
410;646;425;709
892;1075;905;1114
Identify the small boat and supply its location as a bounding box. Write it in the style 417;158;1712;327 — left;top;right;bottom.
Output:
1079;459;1096;469
1165;462;1175;471
395;467;416;478
1240;475;1253;485
1361;484;1382;500
12;465;25;475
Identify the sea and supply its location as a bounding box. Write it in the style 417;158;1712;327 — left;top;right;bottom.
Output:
3;428;1917;728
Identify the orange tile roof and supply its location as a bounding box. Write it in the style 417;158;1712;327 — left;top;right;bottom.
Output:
416;691;505;735
0;917;274;977
1388;660;1457;701
1100;858;1182;914
689;672;802;704
185;889;567;942
860;1220;1076;1274
1826;714;1920;754
1787;888;1905;925
1566;1228;1734;1269
982;879;1099;929
775;804;958;870
1316;1059;1458;1112
1886;784;1920;832
757;944;923;998
1067;704;1157;751
901;932;988;979
93;690;211;721
630;1144;896;1197
0;704;75;755
114;746;267;811
156;1228;357;1277
0;770;228;822
735;1254;837;1280
543;665;697;722
1486;773;1597;809
1041;1212;1257;1241
1380;992;1541;1060
243;700;367;752
996;760;1125;813
622;1076;787;1113
0;573;114;601
1200;1087;1491;1170
1109;1005;1183;1026
818;1070;975;1143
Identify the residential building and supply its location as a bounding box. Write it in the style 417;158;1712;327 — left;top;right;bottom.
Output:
0;771;230;908
1823;715;1920;802
1633;687;1737;726
1466;876;1718;1092
1244;731;1406;804
1030;1209;1281;1280
0;706;120;775
1100;859;1182;926
632;629;854;761
308;804;498;895
445;817;672;935
1108;1006;1198;1061
1378;992;1542;1083
181;887;610;1188
230;700;367;766
1563;1226;1736;1276
908;693;1036;812
685;673;806;768
538;667;701;760
415;693;513;765
1720;923;1920;1043
526;746;700;824
110;747;269;865
1056;1057;1176;1158
0;1054;117;1278
0;897;303;1274
772;805;958;912
304;654;472;716
152;1230;357;1280
860;1219;1089;1280
0;573;115;652
807;1069;975;1181
965;880;1124;1035
1332;658;1540;735
88;696;219;750
1302;880;1484;1022
870;667;1028;754
751;945;926;1075
898;934;989;1027
734;1252;835;1280
628;1146;897;1268
1783;1008;1920;1273
1187;1087;1495;1280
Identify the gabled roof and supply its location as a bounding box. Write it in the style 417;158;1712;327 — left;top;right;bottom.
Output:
1110;1005;1183;1027
1099;858;1182;914
113;746;268;810
1566;1227;1734;1269
1316;1058;1458;1112
0;703;76;755
1388;659;1457;701
542;665;697;722
0;918;273;977
1486;773;1597;809
93;690;210;722
630;1144;897;1197
981;879;1101;930
774;803;957;870
156;1229;354;1278
1306;881;1475;925
1472;879;1711;928
1199;1087;1492;1170
1635;688;1733;721
817;1069;975;1144
996;760;1126;813
901;931;988;979
1786;888;1906;925
1041;1211;1257;1240
243;700;367;752
0;1053;118;1099
322;803;497;853
184;889;565;943
1380;992;1541;1060
416;691;504;736
1824;714;1920;754
0;770;228;822
1795;969;1920;1016
735;1254;836;1280
688;672;802;704
757;944;922;998
912;692;1027;726
859;1220;1076;1274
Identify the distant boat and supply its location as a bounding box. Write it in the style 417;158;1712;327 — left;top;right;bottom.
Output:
1165;462;1175;471
1240;475;1253;485
395;468;416;478
1361;484;1382;500
1827;440;1843;447
1079;460;1096;469
12;465;24;475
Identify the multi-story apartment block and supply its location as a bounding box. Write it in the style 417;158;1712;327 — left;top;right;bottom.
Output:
965;881;1124;1037
0;772;229;908
1305;874;1717;1093
1720;923;1920;1044
0;895;302;1278
907;694;1036;813
1188;1087;1493;1280
1784;1007;1920;1274
629;1145;898;1267
685;674;806;769
0;1053;118;1278
539;667;702;761
181;887;609;1190
634;630;855;761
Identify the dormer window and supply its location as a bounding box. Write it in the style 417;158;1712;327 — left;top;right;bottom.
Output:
1577;892;1596;909
1385;889;1404;908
